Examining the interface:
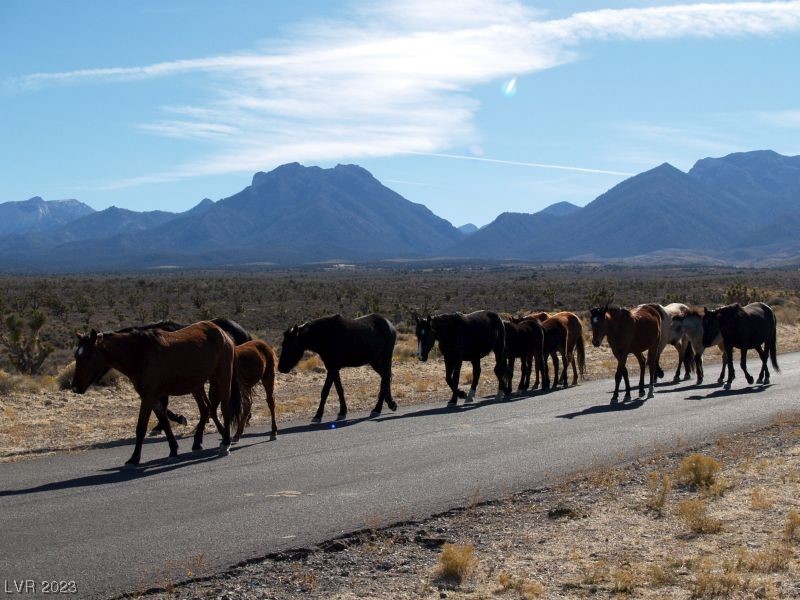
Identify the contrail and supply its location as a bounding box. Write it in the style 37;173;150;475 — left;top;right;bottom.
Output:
408;152;634;176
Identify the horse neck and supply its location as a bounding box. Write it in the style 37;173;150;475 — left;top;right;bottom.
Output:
97;333;144;380
604;310;630;349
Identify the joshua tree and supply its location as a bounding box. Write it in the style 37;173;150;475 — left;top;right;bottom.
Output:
0;309;54;375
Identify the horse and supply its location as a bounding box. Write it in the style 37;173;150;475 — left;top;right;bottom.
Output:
231;340;277;442
278;314;396;422
637;304;672;380
515;312;571;389
550;312;586;386
128;318;252;435
702;302;779;390
661;303;694;382
589;304;661;402
70;321;242;466
503;318;545;392
416;310;509;404
670;310;727;385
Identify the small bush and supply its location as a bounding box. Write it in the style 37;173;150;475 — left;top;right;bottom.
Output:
677;499;721;534
691;559;748;598
611;567;638;593
437;543;476;585
57;362;122;390
646;472;671;513
676;454;721;489
498;571;544;598
0;373;57;395
298;354;325;373
735;545;790;573
784;510;800;542
750;487;773;510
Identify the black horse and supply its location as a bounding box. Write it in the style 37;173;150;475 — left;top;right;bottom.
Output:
702;302;779;390
415;310;509;404
503;318;546;392
110;319;252;433
278;314;397;422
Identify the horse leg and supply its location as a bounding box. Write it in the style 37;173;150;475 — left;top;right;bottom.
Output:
369;361;386;417
533;354;541;390
262;378;278;441
152;402;179;460
740;348;754;385
521;355;531;390
755;344;769;384
672;342;684;383
191;389;210;452
694;347;704;386
149;396;173;436
611;356;624;404
723;343;735;390
493;352;509;399
559;350;568;388
232;387;251;443
126;401;153;467
550;352;560;390
313;371;334;423
570;346;578;386
634;352;646;397
621;354;632;401
333;371;347;421
468;359;481;401
450;360;464;404
508;356;517;392
646;348;657;399
717;344;727;385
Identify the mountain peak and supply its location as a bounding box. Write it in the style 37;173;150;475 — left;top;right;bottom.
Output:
458;223;479;235
537;201;581;217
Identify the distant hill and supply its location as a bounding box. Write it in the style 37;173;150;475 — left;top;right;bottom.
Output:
1;151;798;271
0;197;94;236
536;201;581;217
0;163;462;271
448;151;800;263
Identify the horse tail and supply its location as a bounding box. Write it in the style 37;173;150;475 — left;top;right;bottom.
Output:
769;309;780;373
576;331;586;378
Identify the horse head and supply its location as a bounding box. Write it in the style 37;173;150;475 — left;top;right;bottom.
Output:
71;329;108;394
414;315;435;362
278;324;307;374
589;304;609;347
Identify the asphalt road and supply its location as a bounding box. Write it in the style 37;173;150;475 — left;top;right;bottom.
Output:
1;353;799;599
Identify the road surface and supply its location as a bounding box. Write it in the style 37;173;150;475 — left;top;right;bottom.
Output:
1;353;798;599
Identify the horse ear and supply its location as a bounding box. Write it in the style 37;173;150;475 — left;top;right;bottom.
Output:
89;329;98;343
75;331;83;342
602;302;609;314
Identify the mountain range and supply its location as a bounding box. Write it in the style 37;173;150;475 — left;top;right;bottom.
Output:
1;150;798;272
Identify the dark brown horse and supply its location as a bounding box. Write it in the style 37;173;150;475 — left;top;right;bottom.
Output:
278;314;396;422
589;304;661;402
232;339;278;442
71;321;242;466
702;302;779;390
503;318;545;392
416;310;509;404
551;312;586;386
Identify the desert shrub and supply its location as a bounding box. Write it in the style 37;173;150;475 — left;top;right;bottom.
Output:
298;354;325;373
691;558;748;598
750;487;773;510
0;373;57;395
676;454;721;489
784;510;800;542
437;543;476;585
677;499;722;534
735;545;790;573
0;310;54;375
497;571;544;598
57;362;123;390
646;472;671;513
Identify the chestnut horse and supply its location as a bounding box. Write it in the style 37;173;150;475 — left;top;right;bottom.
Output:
232;339;278;442
278;314;397;422
589;304;661;402
519;312;570;390
702;302;779;390
71;321;242;466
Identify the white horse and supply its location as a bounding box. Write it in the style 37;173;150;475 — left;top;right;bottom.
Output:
670;310;727;385
663;302;694;382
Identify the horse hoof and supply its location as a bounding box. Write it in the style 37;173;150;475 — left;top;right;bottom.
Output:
270;433;277;441
447;400;458;406
610;397;619;405
123;462;140;470
456;390;467;399
647;392;655;399
218;445;230;457
623;394;632;402
311;416;322;424
337;413;348;421
178;416;188;426
683;374;691;381
192;445;203;453
387;400;398;411
231;437;240;445
746;376;754;385
165;454;179;463
369;411;380;418
724;383;732;391
148;429;161;437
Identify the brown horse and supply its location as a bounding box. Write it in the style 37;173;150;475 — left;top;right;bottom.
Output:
589;304;661;402
232;339;278;443
71;321;242;466
513;312;568;390
550;312;586;386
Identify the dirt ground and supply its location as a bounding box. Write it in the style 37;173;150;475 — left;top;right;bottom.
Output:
1;323;799;463
130;412;800;599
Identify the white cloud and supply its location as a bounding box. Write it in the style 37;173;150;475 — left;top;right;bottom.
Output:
757;109;800;128
7;0;800;188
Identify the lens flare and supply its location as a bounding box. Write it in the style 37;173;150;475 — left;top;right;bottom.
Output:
502;77;517;97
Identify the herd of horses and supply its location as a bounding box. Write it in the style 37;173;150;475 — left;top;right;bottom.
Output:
70;301;780;467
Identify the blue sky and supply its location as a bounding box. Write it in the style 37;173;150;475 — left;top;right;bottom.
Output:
2;0;799;226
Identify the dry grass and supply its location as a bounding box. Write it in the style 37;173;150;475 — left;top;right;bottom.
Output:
645;471;671;513
676;498;722;534
497;571;545;598
676;454;722;489
735;545;791;573
785;510;800;542
691;558;749;598
437;543;476;585
751;486;774;510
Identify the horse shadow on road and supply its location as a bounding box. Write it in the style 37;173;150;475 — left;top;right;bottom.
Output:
557;398;647;420
0;442;260;498
685;383;773;401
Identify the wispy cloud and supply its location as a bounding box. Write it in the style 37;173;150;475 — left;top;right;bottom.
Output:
756;108;800;128
8;0;800;188
408;152;635;176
